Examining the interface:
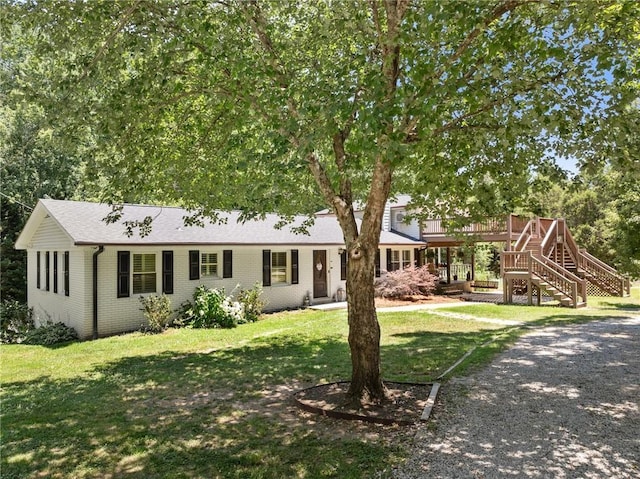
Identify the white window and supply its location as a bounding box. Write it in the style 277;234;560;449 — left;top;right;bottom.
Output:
201;252;219;277
271;251;287;284
391;249;412;271
402;250;412;269
133;253;156;294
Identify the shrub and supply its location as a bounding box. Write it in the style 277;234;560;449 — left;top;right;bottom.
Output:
22;321;78;345
1;300;35;343
139;294;173;333
237;283;267;323
375;265;439;299
178;286;245;328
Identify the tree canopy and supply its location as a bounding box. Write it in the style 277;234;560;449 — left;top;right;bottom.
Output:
3;0;639;400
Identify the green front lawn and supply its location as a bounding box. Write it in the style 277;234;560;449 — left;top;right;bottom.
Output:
2;290;638;478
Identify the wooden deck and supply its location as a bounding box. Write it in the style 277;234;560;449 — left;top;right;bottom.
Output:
421;213;630;307
421;214;529;247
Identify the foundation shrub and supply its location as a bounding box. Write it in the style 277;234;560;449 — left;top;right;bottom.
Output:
22;321;78;345
237;283;267;323
139;294;173;333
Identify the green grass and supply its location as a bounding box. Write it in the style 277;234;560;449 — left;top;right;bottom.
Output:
2;289;639;478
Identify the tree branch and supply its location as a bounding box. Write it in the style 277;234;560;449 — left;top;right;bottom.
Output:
241;0;301;121
83;0;143;78
403;0;532;138
426;69;567;139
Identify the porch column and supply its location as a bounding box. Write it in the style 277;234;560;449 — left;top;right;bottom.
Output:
471;250;476;281
446;247;451;284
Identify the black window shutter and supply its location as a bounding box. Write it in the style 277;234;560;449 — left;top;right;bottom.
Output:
262;250;271;286
414;248;420;267
117;251;130;298
386;248;392;272
162;251;174;294
375;249;381;277
291;249;299;284
340;250;347;281
64;251;70;296
36;251;41;289
189;250;200;280
223;250;233;278
45;252;50;291
53;252;58;293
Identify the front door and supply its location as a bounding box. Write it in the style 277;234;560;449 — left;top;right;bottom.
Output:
313;250;327;298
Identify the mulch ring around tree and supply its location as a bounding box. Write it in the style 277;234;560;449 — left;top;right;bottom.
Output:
294;381;436;426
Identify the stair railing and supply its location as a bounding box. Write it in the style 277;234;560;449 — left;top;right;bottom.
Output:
560;221;581;268
579;249;630;296
538;217;553;239
540;219;558;258
501;251;586;307
512;219;534;252
535;255;587;304
565;223;629;296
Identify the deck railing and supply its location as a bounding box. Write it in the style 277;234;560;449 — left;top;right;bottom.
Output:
422;214;527;238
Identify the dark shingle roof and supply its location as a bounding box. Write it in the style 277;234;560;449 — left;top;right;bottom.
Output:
30;199;424;247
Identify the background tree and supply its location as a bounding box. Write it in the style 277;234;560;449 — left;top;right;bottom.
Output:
0;21;95;302
5;0;639;402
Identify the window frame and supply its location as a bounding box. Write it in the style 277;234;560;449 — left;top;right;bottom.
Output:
270;251;288;284
402;250;412;269
263;249;297;286
132;253;157;295
200;252;219;278
389;248;412;272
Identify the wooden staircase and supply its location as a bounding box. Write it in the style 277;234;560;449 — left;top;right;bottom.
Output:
501;217;630;308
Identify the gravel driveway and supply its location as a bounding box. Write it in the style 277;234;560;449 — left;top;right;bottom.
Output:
394;316;640;478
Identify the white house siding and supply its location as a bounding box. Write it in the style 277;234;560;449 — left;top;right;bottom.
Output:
382;203;391;232
390;208;422;239
26;242;90;338
93;245;346;338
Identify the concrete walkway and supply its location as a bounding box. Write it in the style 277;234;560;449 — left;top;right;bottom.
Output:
309;299;484;312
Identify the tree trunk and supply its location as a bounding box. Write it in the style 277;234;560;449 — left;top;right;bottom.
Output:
345;239;386;403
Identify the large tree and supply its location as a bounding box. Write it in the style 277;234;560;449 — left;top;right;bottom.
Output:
5;0;638;402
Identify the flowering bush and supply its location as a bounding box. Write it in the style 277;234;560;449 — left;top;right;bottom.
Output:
374;265;439;299
178;286;243;328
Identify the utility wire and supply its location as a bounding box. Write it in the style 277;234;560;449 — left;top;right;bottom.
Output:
0;191;34;211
